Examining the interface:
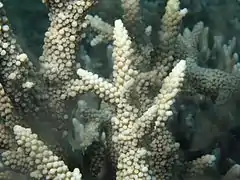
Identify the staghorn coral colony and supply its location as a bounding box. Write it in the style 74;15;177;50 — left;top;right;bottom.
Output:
1;0;240;179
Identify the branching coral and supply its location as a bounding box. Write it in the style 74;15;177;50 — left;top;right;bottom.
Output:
0;0;239;180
